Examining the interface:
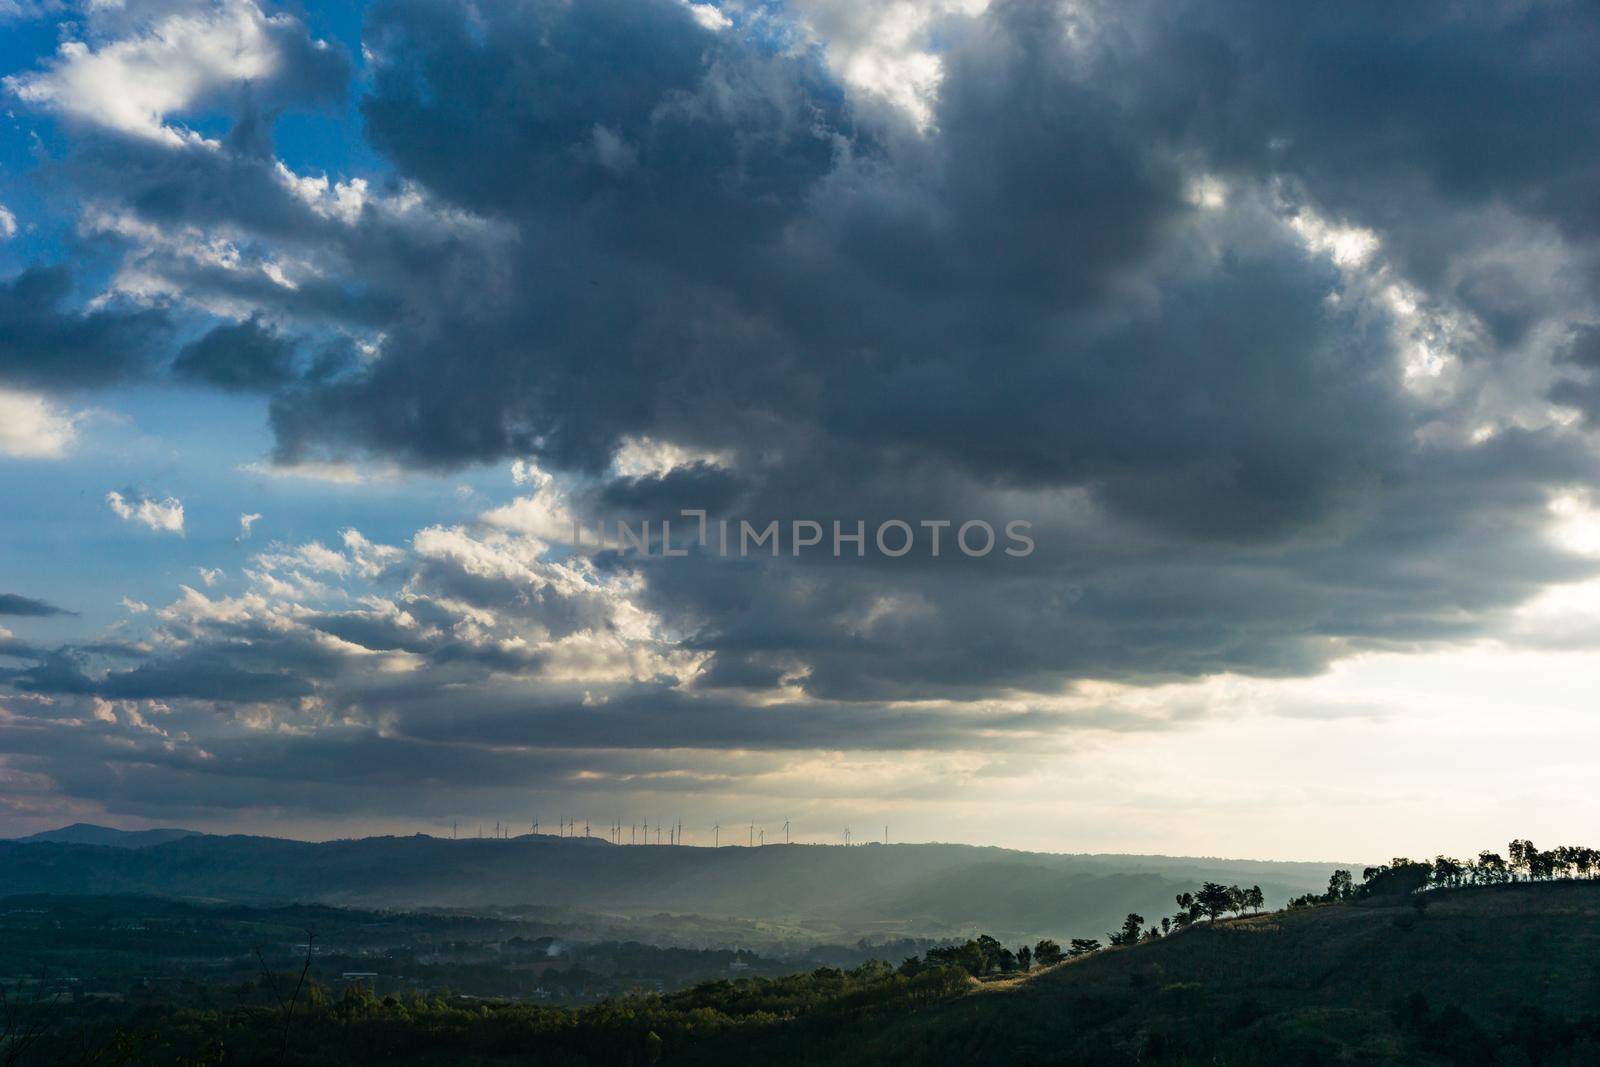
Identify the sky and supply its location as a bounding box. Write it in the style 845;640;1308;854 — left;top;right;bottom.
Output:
2;0;1600;862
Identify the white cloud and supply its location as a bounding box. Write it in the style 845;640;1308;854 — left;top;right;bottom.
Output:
0;0;65;21
0;389;81;458
240;459;403;485
0;203;16;239
120;597;149;614
256;539;350;577
252;529;402;583
1289;209;1380;269
785;0;990;129
4;0;301;146
105;490;185;534
482;460;577;544
680;1;731;32
610;437;731;479
197;567;224;586
341;528;404;578
238;512;262;539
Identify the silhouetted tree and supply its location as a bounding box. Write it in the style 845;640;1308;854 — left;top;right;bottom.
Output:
1475;851;1508;884
1431;855;1465;888
1509;839;1534;880
1196;883;1234;922
1016;945;1032;971
1108;913;1144;946
1032;939;1064;967
1360;860;1432;898
1068;938;1101;957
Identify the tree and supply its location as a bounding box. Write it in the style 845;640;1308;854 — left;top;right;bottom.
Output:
1160;917;1171;936
1508;839;1534;880
1173;891;1202;927
1015;945;1032;971
1327;869;1354;900
975;935;1006;974
1068;938;1101;957
1032;939;1064;967
1475;851;1508;884
1360;860;1432;898
1226;885;1246;917
1245;885;1265;913
1108;913;1144;946
1195;882;1234;923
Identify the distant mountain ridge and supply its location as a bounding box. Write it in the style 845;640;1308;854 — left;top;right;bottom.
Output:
1;828;1344;944
15;823;200;848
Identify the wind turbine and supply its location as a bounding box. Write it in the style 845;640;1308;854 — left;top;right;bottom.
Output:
844;826;851;847
759;828;765;846
748;820;754;848
713;823;721;848
782;819;790;845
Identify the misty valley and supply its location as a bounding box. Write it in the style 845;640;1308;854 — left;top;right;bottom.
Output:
6;830;1600;1064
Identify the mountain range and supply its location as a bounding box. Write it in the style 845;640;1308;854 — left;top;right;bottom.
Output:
2;825;1343;944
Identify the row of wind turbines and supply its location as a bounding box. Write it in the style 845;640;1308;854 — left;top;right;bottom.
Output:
451;817;892;847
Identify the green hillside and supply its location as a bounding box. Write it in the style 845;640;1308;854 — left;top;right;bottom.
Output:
12;880;1600;1065
768;881;1600;1065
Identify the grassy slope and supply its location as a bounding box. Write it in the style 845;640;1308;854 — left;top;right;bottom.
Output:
702;882;1600;1066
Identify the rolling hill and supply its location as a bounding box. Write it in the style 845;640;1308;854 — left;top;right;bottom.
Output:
0;828;1337;944
14;822;199;848
769;880;1600;1065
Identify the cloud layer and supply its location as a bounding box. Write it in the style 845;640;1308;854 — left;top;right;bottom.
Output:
3;0;1600;830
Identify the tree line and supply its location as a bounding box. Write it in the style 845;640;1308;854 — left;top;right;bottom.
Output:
893;880;1268;980
897;838;1600;982
1288;839;1600;908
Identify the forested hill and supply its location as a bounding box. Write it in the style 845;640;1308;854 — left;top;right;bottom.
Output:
18;872;1600;1064
830;879;1600;1065
0;829;1334;943
14;822;198;848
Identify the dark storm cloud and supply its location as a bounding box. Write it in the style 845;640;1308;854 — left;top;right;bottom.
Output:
1550;326;1600;427
269;0;854;471
0;266;170;388
0;642;315;702
171;316;297;391
1140;1;1600;257
0;594;72;617
240;0;1600;712
99;656;314;702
